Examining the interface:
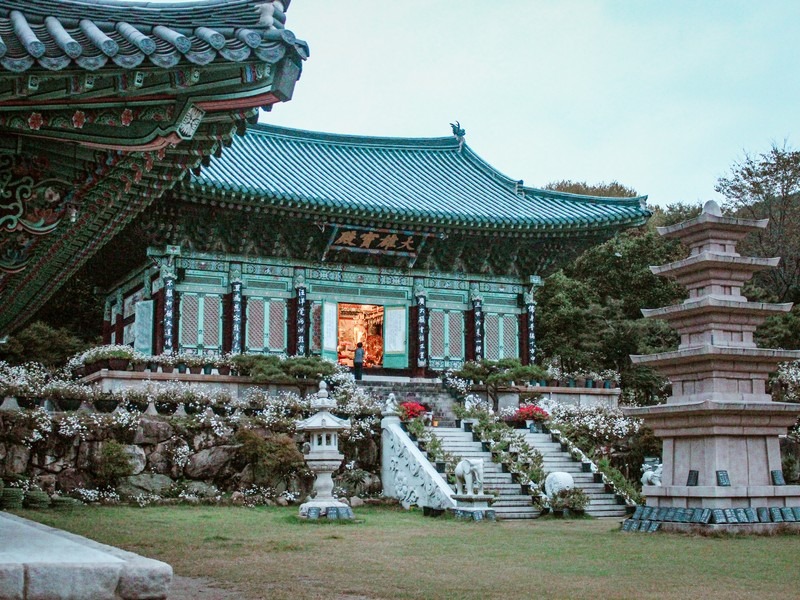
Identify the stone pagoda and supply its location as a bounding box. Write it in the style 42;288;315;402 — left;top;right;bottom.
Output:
625;200;800;510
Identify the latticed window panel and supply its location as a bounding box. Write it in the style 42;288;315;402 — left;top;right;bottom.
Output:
180;295;199;346
502;315;518;359
311;303;322;352
247;298;266;350
484;314;500;360
268;300;286;351
203;296;221;348
448;311;463;358
429;310;445;357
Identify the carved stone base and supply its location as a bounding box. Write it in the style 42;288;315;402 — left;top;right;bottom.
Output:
298;499;354;520
451;493;495;509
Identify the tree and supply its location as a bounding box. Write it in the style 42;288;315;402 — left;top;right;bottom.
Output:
544;180;638;198
0;321;89;367
456;359;545;412
716;143;800;303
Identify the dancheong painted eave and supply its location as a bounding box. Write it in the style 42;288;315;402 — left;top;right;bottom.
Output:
183;123;651;235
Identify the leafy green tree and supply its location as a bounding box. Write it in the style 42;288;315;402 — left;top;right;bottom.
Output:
544;180;638;198
716;143;800;303
456;359;545;412
0;321;89;367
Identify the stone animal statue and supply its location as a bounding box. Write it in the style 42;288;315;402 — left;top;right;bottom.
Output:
454;458;484;495
544;472;574;498
641;463;663;486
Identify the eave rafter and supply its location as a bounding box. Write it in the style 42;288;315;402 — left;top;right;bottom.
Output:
0;1;307;334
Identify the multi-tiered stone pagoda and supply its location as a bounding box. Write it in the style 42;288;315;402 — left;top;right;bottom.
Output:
626;200;800;510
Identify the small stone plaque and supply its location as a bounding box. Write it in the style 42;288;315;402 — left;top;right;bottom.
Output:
770;507;783;523
650;508;663;522
307;507;320;520
699;509;713;524
711;509;727;524
632;506;644;520
639;520;651;531
780;507;796;522
690;509;704;524
485;509;496;521
716;470;731;487
734;508;748;524
686;470;699;486
647;521;661;533
723;509;738;523
672;508;685;522
665;507;678;522
744;508;757;523
771;470;787;486
793;507;800;521
641;506;655;520
681;509;695;523
622;519;636;532
473;510;484;521
757;507;771;523
326;507;339;520
658;507;670;521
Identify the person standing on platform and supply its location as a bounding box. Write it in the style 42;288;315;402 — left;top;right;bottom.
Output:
353;342;365;381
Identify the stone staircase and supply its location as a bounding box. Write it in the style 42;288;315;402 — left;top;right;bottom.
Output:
430;426;629;520
357;380;458;422
361;378;629;520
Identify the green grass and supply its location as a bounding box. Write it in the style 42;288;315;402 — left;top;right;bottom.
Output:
12;505;800;600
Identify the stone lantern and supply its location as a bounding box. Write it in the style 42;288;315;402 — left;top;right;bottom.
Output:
296;381;354;519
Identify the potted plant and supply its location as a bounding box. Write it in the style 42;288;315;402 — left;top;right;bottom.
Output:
564;488;590;515
210;389;234;416
44;380;88;411
214;353;233;376
130;351;150;372
514;403;549;433
120;387;149;412
91;390;119;413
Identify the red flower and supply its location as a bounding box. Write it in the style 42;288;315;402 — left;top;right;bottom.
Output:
72;111;86;129
121;108;133;126
515;405;549;423
399;401;427;421
27;112;43;130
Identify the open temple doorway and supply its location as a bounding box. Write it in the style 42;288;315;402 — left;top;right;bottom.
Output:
337;303;384;368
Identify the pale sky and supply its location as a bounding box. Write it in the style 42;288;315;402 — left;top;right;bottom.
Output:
260;0;800;207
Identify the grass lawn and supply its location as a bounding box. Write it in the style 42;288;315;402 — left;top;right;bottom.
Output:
12;505;800;600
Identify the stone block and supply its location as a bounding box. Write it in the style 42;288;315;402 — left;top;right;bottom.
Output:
117;558;172;600
0;564;23;600
26;562;122;599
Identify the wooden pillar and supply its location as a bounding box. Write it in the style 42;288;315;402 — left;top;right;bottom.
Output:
102;300;112;345
114;289;124;345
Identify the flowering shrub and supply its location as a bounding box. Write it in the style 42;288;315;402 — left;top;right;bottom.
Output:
777;360;800;403
540;399;640;448
399;401;427;421
442;369;470;397
0;361;50;397
514;404;549;423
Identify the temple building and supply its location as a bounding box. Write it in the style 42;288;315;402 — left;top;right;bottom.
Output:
99;124;651;374
0;0;307;335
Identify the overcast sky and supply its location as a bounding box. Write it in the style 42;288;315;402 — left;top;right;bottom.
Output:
259;0;799;207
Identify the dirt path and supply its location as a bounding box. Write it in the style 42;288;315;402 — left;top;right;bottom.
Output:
168;576;247;600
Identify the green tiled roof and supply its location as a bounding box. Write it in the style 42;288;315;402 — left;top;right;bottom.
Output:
186;124;650;233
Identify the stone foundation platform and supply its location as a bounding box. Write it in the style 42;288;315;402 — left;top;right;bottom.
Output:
0;512;172;599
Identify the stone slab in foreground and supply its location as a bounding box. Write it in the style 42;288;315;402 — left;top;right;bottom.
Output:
0;512;171;600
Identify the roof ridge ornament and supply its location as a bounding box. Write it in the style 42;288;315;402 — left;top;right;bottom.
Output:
450;120;465;151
